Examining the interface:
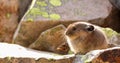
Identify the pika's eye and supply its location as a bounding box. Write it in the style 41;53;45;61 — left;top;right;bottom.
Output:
86;25;94;31
72;27;77;31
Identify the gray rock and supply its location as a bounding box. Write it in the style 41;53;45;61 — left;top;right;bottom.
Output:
24;0;112;21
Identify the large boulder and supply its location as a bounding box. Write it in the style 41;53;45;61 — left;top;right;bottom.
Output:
0;0;19;42
29;24;69;54
91;47;120;63
110;0;120;10
0;43;120;63
23;0;120;32
0;43;74;63
13;21;75;54
14;21;76;47
24;0;112;21
104;7;120;32
0;0;34;43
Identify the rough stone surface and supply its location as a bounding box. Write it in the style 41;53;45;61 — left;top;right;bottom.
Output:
18;0;33;21
104;7;120;32
72;47;120;63
23;0;120;32
24;0;112;21
14;21;76;47
1;43;120;63
14;21;76;54
91;47;120;63
0;43;75;63
0;0;33;43
29;24;69;54
0;0;19;42
0;58;74;63
1;0;120;63
110;0;120;10
109;34;120;46
22;0;120;32
0;43;120;63
37;58;74;63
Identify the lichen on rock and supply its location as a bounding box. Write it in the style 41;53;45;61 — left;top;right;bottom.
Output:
36;1;47;6
102;28;118;38
49;14;61;20
49;0;62;6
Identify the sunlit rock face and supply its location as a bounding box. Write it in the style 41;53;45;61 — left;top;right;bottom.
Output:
0;43;120;63
22;0;120;32
0;43;75;63
24;0;112;21
23;0;120;32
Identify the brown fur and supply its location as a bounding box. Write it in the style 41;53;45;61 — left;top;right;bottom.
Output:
65;22;108;54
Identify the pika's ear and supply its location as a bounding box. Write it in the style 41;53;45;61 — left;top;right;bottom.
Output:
86;25;94;31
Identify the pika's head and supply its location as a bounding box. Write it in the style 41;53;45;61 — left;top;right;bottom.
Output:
65;22;95;41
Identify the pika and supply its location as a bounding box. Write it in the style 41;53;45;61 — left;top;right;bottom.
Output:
65;22;108;54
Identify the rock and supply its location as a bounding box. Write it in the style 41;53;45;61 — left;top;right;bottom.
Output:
1;43;120;63
103;0;120;32
0;58;74;63
13;21;76;47
0;43;74;63
109;34;120;46
18;0;35;21
37;58;74;63
102;28;118;39
73;47;120;63
13;21;76;54
104;7;120;32
110;0;120;10
0;0;34;43
0;0;19;42
13;21;119;54
102;27;120;46
24;0;112;22
0;58;36;63
29;24;69;54
91;47;120;63
23;0;120;32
